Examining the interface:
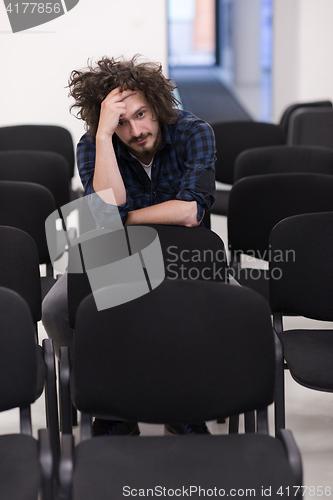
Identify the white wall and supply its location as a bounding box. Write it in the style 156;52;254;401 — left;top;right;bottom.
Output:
272;0;333;122
233;0;261;85
0;0;168;186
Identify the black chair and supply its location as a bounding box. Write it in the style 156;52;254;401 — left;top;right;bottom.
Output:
0;225;60;470
269;212;333;434
227;173;333;301
0;124;82;200
234;145;333;182
67;224;228;331
58;223;228;431
59;281;302;500
0;150;70;209
278;100;332;139
287;107;333;150
211;121;285;215
0;286;54;500
0;180;57;298
0;124;75;182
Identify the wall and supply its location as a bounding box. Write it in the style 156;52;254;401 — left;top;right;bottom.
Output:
233;0;261;85
0;0;168;186
272;0;333;122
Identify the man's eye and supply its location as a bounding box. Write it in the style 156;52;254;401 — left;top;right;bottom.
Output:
137;112;145;118
118;121;124;126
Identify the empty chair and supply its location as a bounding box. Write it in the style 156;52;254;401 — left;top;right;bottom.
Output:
0;286;54;500
269;212;333;434
278;100;332;139
288;107;333;150
234;145;333;182
0;225;42;327
0;180;56;297
0;225;60;470
59;281;302;500
0;124;83;199
227;173;333;300
211;121;285;215
0;124;75;182
0;150;70;209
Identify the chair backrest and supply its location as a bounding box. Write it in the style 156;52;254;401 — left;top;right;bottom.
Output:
0;181;55;264
67;225;228;328
234;145;333;182
228;173;333;260
0;287;38;412
0;226;42;323
211;121;285;185
269;212;333;322
72;281;275;423
288;107;333;149
0;150;70;208
279;100;332;139
0;124;75;180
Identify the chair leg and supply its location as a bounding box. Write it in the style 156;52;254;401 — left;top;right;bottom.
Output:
43;339;60;470
274;333;286;435
244;411;256;433
59;348;73;435
72;404;78;427
229;415;239;433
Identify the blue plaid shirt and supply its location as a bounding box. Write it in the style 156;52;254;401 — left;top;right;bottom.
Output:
77;110;216;226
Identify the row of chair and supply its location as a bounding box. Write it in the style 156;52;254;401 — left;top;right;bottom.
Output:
36;145;333;314
0;124;76;499
1;206;332;498
0;105;332;498
59;211;333;499
211;100;333;216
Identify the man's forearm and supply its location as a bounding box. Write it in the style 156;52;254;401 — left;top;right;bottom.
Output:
125;200;200;227
93;134;126;205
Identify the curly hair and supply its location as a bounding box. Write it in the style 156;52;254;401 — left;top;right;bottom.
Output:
68;55;180;140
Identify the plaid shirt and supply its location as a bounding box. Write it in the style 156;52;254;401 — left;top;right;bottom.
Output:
77;110;216;227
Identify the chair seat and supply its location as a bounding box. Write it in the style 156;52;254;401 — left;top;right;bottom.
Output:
278;329;333;391
73;434;297;500
211;190;230;216
0;434;41;499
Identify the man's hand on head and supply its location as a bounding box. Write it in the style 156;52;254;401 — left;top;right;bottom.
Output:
96;87;136;140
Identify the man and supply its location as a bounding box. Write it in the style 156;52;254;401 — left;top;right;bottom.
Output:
70;55;215;227
43;55;216;437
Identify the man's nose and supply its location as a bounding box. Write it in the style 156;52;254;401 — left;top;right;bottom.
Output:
130;121;141;137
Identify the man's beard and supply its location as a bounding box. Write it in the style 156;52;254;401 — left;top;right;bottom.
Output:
127;128;162;160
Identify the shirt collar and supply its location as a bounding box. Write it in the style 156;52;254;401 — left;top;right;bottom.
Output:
161;123;173;151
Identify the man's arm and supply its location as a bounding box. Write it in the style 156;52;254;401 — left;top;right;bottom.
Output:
125;200;203;227
93;88;136;205
174;117;216;223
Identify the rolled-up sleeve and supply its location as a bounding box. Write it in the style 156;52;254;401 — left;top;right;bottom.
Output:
175;121;216;222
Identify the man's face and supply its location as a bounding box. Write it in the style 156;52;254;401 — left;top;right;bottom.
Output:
115;90;161;164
